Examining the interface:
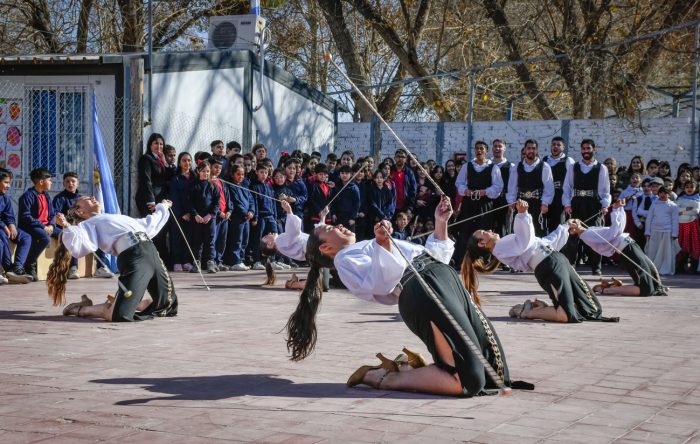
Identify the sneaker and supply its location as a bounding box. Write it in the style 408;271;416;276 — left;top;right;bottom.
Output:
251;262;266;270
271;262;285;270
230;263;250;271
591;269;602;276
206;260;218;274
6;266;33;284
182;263;193;272
27;263;38;282
0;274;8;285
218;264;230;272
68;266;80;280
94;267;115;278
173;264;183;272
278;262;292;269
189;264;200;273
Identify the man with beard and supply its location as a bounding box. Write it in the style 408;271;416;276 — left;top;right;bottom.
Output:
542;137;575;234
563;138;611;275
491;139;514;239
506;139;554;236
390;149;417;214
452;141;503;267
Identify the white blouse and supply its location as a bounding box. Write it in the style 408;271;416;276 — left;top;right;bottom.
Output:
275;214;309;261
580;206;629;257
492;212;569;272
334;235;454;305
61;203;170;258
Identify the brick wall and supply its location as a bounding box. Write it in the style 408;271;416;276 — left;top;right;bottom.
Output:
336;117;698;172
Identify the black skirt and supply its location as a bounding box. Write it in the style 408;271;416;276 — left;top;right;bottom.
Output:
533;251;618;322
398;256;510;396
619;241;667;296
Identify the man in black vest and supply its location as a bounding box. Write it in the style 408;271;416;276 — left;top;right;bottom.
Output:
491;138;514;238
506;139;554;237
452;141;503;267
543;137;574;234
563;138;611;275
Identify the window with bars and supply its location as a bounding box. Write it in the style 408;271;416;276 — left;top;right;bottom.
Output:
26;86;89;180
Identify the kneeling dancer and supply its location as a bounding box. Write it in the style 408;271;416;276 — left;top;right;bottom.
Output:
48;196;178;321
286;196;515;397
463;199;618;323
571;199;666;296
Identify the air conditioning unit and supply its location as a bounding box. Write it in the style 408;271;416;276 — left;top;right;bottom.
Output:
207;15;265;52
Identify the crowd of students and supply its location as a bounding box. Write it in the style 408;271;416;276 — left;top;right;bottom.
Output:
1;133;699;286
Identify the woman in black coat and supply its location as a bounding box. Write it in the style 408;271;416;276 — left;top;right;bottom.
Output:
135;133;170;265
135;133;169;216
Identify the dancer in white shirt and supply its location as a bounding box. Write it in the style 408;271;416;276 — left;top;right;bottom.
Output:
285;196;516;397
48;196;177;321
569;199;665;296
462;200;618;323
260;201;328;289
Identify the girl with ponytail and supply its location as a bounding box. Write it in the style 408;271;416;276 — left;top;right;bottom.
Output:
287;196;515;397
463;199;618;323
48;196;178;322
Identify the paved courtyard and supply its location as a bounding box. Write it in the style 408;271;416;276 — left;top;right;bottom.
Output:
1;266;699;443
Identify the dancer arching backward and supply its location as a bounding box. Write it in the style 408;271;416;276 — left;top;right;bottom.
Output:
286;196;513;397
462;199;618;323
570;199;666;296
261;201;329;289
47;196;178;321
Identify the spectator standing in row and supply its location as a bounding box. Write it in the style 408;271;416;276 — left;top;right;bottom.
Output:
507;139;554;237
563;139;611;275
543;137;574;234
170;152;196;272
490;139;513;239
391;149;417;214
645;187;679;275
453;141;503;267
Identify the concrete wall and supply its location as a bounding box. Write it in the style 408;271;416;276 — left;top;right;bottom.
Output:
151;67;246;154
252;72;335;160
336;117;698;171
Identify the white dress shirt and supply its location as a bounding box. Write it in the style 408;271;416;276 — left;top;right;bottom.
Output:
455;159;503;199
506;159;555;205
632;193;657;228
580;207;630;257
61;203;170;258
492;212;569;272
562;160;611;208
334;235;455;305
619;185;643;211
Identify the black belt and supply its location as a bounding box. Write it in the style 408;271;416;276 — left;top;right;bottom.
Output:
399;253;440;288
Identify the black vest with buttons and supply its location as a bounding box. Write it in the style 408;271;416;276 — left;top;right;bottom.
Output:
466;162;494;190
517;161;544;193
573;162;600;194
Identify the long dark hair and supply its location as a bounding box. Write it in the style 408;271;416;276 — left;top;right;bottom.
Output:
146;133;165;154
285;228;334;361
176;152;193;176
460;235;500;306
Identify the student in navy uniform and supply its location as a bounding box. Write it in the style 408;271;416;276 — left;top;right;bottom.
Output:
224;164;256;271
210;139;228;173
367;169;396;227
249;163;278;270
0;168;33;284
284;158;307;220
188;161;220;274
271;168;294;269
52;172;114;279
169;152;196;272
18;167;57;281
330;165;361;232
391;212;410;240
210;158;232;271
306;163;333;233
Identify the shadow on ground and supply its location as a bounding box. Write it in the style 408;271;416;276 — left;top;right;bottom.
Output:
92;374;448;405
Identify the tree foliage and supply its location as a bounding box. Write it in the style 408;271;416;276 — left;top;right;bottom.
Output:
0;0;697;122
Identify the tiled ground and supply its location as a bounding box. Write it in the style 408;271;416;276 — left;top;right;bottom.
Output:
1;267;699;443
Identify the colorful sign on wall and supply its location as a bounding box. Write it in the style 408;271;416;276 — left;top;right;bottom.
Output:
0;98;22;175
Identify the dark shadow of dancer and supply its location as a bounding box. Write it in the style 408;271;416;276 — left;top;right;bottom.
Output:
91;374;450;405
347;312;402;323
0;310;103;323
